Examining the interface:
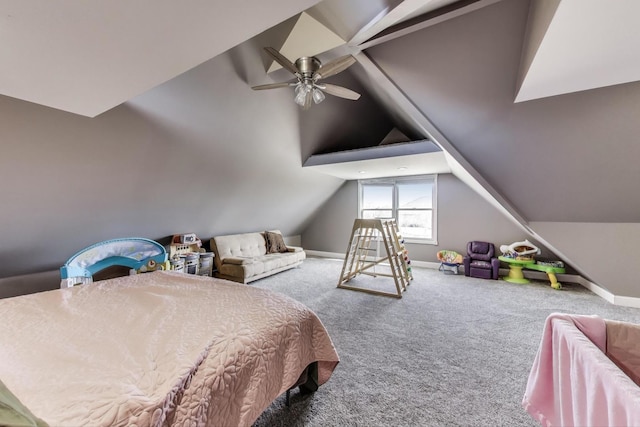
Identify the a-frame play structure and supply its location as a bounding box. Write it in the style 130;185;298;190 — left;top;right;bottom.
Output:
337;218;412;298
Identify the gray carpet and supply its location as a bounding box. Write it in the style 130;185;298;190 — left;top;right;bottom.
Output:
251;257;640;426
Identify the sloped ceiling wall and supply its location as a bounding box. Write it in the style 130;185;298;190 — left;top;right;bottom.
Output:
0;0;323;117
366;0;640;223
0;38;393;278
364;0;640;296
298;70;396;160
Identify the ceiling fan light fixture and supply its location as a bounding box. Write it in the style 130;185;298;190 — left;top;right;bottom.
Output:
294;84;309;106
252;48;361;109
312;88;325;104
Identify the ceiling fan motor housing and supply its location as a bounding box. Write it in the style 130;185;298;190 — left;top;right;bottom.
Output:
295;57;321;77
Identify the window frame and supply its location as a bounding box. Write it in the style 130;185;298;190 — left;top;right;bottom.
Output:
358;175;438;245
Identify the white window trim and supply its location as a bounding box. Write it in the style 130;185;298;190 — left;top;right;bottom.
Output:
358;174;438;245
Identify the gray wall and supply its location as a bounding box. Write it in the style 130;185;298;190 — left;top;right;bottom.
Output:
363;0;640;296
529;222;640;294
366;0;640;223
0;39;393;280
302;180;358;254
298;69;396;161
302;173;555;263
435;174;555;260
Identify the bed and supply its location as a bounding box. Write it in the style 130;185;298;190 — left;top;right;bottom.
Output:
523;313;640;426
0;238;339;426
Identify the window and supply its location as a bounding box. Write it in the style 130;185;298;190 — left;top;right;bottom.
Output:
358;175;437;244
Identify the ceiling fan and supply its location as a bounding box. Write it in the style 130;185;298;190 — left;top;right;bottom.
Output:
251;47;361;110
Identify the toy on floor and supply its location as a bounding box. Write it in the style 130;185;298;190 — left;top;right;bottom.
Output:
526;261;565;290
399;238;413;280
499;239;541;260
437;250;463;275
498;240;566;289
167;234;214;276
498;256;566;290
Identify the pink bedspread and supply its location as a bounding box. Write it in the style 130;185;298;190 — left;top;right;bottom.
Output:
0;271;339;426
523;313;640;426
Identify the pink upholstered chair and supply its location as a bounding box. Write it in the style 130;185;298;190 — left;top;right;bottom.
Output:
463;241;500;280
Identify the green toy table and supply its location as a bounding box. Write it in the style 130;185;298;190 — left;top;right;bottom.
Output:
498;256;565;289
498;256;533;284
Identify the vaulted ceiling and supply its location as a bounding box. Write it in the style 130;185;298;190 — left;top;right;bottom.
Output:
5;0;638;118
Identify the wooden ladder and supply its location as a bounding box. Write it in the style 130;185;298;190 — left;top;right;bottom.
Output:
337;219;411;298
382;219;412;290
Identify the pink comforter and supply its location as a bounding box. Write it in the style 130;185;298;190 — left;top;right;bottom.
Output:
523;313;640;426
0;271;339;426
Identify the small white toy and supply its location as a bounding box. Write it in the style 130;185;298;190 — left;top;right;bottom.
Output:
500;239;541;258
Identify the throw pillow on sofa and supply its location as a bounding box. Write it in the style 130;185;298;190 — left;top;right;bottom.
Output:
264;231;288;254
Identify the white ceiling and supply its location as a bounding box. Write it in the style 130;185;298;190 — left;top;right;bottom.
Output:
0;0;321;117
1;0;639;115
303;140;449;179
516;0;640;102
305;151;451;180
267;12;345;73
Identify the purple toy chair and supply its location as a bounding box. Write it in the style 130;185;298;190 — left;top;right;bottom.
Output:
463;241;500;280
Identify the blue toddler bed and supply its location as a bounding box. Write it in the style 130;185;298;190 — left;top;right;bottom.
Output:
60;237;168;287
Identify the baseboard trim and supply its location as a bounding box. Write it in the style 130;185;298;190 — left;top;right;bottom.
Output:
305;250;640;308
515;270;640;307
611;293;640;309
412;260;440;269
305;250;345;260
6;252;640;308
576;276;615;305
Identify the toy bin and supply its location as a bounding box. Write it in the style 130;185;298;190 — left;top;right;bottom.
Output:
198;252;214;277
180;253;200;275
170;258;185;273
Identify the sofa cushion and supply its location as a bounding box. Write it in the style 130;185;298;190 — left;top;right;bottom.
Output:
218;261;265;280
261;252;298;271
213;233;267;259
265;231;288;254
217;251;305;281
222;257;256;266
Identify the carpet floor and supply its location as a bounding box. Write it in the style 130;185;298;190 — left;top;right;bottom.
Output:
251;257;640;426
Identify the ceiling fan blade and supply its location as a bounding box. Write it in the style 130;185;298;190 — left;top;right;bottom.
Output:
251;82;295;90
263;47;299;75
320;83;361;101
315;55;356;80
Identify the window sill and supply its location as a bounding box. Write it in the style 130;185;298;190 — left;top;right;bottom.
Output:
404;238;438;245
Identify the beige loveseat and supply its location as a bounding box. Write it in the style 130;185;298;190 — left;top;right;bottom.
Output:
210;231;305;284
